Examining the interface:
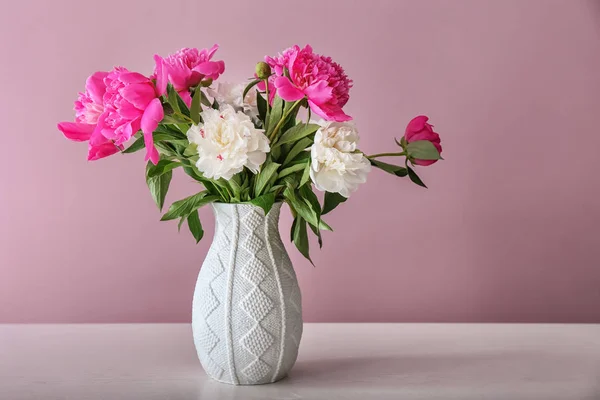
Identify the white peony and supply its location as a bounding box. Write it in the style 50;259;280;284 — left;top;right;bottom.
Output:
309;121;371;198
208;82;259;122
187;105;270;180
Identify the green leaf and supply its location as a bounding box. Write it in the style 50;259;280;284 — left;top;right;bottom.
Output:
177;215;186;232
161;192;219;221
122;131;178;154
183;142;198;157
278;161;307;179
190;88;202;124
154;141;178;157
284;186;331;231
299;160;311;187
242;79;261;100
123;135;145;154
268;184;285;193
154;124;188;139
167;85;181;113
291;216;313;265
266;96;284;136
167;84;191;118
146;162;172;211
407;166;427;188
254;160;281;196
282;137;313;166
298;184;323;248
322;191;347;215
248;193;276;216
406;140;441;161
187;210;204;243
369;159;408;177
147;160;180;178
256;90;267;122
176;95;190;118
228;174;243;200
274;123;319;148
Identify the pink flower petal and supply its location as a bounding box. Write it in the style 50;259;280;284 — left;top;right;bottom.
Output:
89;113;108;145
141;98;163;165
87;141;119;161
407;131;441;144
192;61;225;79
119;83;156;109
118;72;149;84
85;71;109;104
304;80;333;104
57;122;94;142
308;100;352;122
178;90;192;108
207;44;219;58
153;55;167;96
274;76;305;101
413;159;438;167
405;115;429;135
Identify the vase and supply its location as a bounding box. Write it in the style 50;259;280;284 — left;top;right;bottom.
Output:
192;203;303;385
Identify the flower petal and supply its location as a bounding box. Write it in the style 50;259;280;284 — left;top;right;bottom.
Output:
118;72;149;84
413;158;438;167
87;141;119;161
304;80;333;104
192;61;225;79
58;122;94;142
405;115;429;135
141;98;163;165
119;83;156;110
207;44;219;59
178;90;192;107
274;76;305;101
308;100;352;122
153;55;167;96
85;71;109;104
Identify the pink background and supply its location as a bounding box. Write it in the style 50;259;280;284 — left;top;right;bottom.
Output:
1;0;599;323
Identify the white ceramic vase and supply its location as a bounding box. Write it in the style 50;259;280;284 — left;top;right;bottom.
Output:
192;203;303;385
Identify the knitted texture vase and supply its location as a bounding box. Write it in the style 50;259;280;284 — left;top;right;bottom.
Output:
192;203;303;385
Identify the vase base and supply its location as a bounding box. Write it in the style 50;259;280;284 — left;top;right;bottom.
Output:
206;374;288;386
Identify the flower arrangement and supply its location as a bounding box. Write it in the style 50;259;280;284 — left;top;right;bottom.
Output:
58;44;443;262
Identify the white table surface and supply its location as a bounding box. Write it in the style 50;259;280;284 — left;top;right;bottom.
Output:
1;323;599;400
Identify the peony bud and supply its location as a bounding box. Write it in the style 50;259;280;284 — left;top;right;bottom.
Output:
255;62;272;79
404;115;442;166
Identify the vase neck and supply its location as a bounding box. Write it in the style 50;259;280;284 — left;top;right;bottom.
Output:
211;203;282;236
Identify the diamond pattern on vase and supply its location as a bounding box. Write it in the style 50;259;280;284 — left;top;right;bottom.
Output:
242;359;271;382
197;324;219;355
241;324;274;357
241;286;274;322
193;209;230;381
238;206;277;382
242;208;263;231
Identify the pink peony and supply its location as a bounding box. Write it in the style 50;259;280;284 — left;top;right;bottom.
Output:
404;115;442;166
58;71;120;161
265;45;353;122
154;45;225;105
93;67;163;164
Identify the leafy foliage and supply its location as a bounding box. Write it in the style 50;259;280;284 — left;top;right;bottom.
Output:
123;82;437;260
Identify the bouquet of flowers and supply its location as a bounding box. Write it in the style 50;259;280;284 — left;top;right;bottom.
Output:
58;44;443;262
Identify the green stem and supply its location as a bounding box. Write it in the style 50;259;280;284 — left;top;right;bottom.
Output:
172;111;194;124
367;151;406;159
264;79;271;117
269;99;303;142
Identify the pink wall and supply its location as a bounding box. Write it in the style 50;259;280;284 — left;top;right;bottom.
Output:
1;0;599;323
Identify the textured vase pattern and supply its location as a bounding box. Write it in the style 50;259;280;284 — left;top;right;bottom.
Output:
192;203;303;385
